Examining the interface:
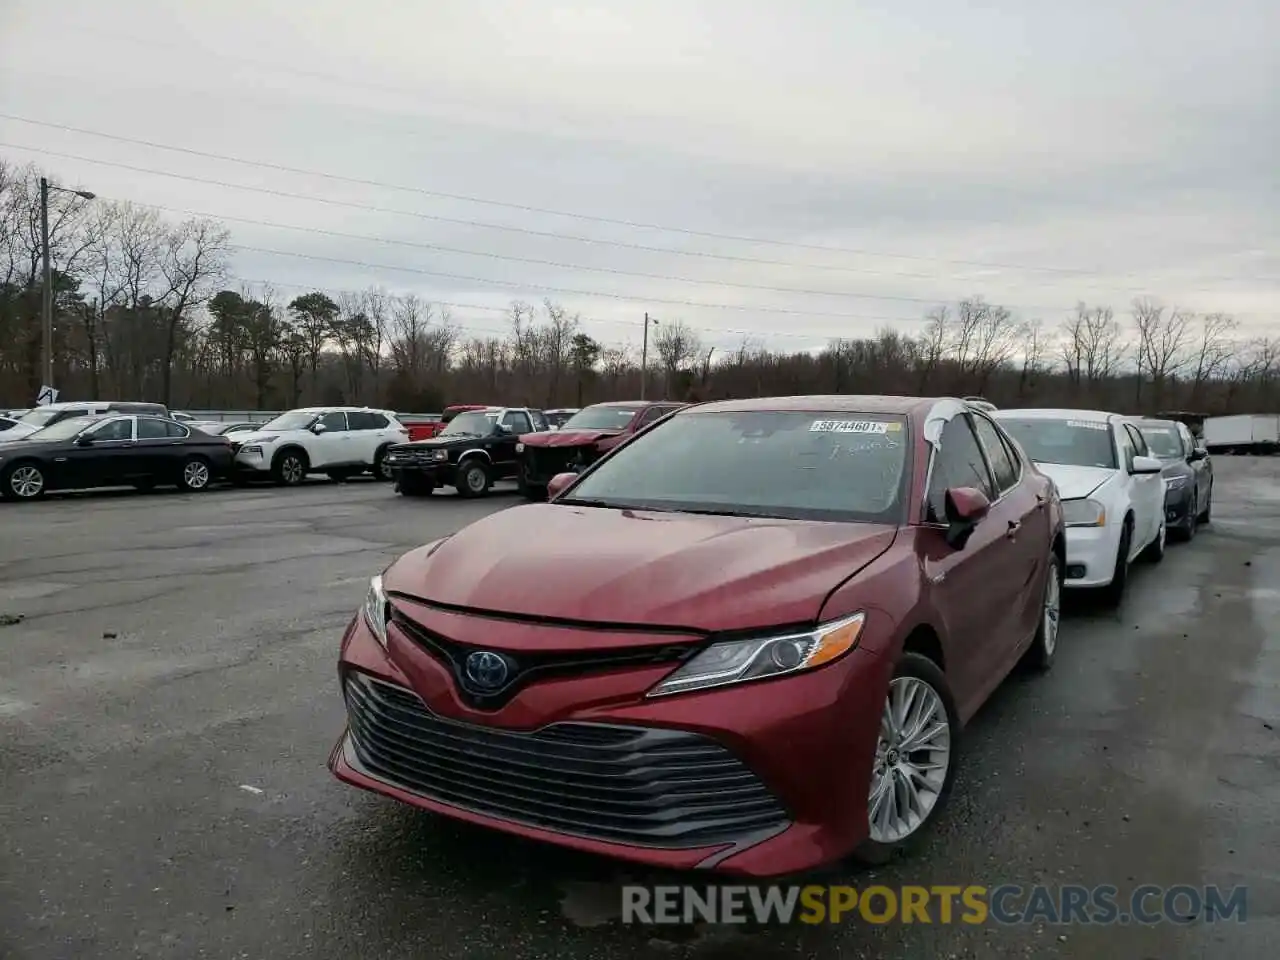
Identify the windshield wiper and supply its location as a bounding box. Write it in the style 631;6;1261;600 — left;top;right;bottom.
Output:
556;497;615;508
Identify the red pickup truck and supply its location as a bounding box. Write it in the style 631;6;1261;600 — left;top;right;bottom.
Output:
399;404;488;442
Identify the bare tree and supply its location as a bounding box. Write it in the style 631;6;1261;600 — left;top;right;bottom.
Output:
155;218;230;403
1187;312;1237;405
653;320;701;398
1132;298;1192;407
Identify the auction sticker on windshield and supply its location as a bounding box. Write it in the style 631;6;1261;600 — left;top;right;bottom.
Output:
1066;420;1109;430
810;420;895;434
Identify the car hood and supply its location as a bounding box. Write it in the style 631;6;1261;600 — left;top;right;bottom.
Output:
230;429;300;445
520;428;623;448
2;424;39;439
383;504;899;633
1158;458;1192;477
1033;463;1117;500
391;434;487;450
0;437;62;454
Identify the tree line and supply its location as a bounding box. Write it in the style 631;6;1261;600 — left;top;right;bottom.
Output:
2;158;1275;415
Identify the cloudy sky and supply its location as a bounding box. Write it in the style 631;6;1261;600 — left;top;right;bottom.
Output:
2;0;1276;354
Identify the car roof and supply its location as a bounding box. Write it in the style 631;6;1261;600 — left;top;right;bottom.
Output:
688;395;938;416
1130;418;1179;428
292;406;393;413
993;408;1118;422
587;401;650;410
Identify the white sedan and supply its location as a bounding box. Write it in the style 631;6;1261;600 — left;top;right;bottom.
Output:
994;408;1166;606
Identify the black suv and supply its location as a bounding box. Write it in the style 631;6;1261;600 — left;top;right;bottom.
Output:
384;406;550;497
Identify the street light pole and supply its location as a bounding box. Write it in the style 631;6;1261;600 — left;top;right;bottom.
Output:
640;312;659;400
40;177;52;390
39;177;96;395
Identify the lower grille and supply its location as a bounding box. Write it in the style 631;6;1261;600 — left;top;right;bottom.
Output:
524;446;593;482
342;671;790;848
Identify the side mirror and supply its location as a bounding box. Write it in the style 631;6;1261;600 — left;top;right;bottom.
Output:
547;472;577;499
74;434;95;447
311;423;327;434
1130;455;1163;475
943;486;990;549
1188;447;1208;462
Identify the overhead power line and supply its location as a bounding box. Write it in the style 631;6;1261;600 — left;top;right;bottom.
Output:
2;113;1272;286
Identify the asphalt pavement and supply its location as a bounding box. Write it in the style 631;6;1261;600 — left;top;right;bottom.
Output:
1;463;1277;959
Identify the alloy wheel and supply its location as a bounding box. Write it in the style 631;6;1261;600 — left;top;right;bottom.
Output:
868;677;952;844
1042;563;1061;656
10;465;44;498
183;460;210;489
282;457;304;484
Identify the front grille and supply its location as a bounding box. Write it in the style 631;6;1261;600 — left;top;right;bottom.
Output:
524;445;594;482
388;602;694;709
342;671;791;848
387;446;437;465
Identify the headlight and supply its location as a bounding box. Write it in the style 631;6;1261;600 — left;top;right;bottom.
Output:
648;612;865;697
1165;475;1187;489
363;574;390;647
515;442;524;453
431;449;448;461
1062;498;1106;527
242;444;263;455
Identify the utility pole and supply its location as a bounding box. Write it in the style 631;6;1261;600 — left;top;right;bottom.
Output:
39;177;96;396
640;312;659;400
40;177;52;391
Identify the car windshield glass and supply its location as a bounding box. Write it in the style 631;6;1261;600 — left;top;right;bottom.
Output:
17;408;63;427
442;411;497;436
560;406;638;431
997;417;1117;469
260;411;318;431
1138;426;1183;458
564;411;910;522
25;416;98;441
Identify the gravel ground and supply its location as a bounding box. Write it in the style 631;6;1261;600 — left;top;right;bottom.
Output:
1;461;1277;959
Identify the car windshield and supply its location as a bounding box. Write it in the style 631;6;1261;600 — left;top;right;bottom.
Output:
560;406;638;431
260;411;319;431
997;417;1117;469
17;408;64;427
562;410;910;522
442;411;497;436
25;416;99;441
1137;425;1183;459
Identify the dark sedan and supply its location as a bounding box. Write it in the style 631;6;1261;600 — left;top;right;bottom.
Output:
1133;417;1213;540
0;414;235;501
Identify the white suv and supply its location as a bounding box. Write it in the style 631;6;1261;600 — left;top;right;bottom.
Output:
233;407;409;486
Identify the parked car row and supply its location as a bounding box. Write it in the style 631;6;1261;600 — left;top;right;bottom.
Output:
326;393;1219;880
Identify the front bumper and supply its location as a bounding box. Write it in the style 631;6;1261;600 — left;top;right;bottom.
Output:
386;457;455;487
519;446;594;486
1062;524;1123;588
330;609;894;877
233;447;272;475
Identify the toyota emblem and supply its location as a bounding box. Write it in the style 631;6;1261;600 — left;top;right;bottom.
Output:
464;651;510;690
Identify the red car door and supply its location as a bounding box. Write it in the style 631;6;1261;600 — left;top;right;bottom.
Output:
918;413;1025;718
970;413;1050;647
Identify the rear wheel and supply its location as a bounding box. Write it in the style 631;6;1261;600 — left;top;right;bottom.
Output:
2;462;46;501
1022;552;1061;672
456;459;491;498
852;653;959;865
371;445;395;481
178;457;212;492
1140;518;1167;561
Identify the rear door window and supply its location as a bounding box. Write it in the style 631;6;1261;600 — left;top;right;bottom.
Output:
137;418;170;439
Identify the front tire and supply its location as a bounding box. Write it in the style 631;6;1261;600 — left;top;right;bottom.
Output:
1198;485;1212;524
372;446;394;481
1100;522;1132;609
178;457;212;492
516;472;547;501
455;459;491;498
271;449;308;486
2;462;46;501
1141;518;1167;561
852;653;959;865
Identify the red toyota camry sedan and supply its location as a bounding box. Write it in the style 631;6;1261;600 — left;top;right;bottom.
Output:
331;396;1065;876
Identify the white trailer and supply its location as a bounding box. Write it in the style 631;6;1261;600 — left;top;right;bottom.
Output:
1203;414;1280;453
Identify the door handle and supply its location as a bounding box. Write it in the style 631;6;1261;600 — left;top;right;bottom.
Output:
1006;520;1021;538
